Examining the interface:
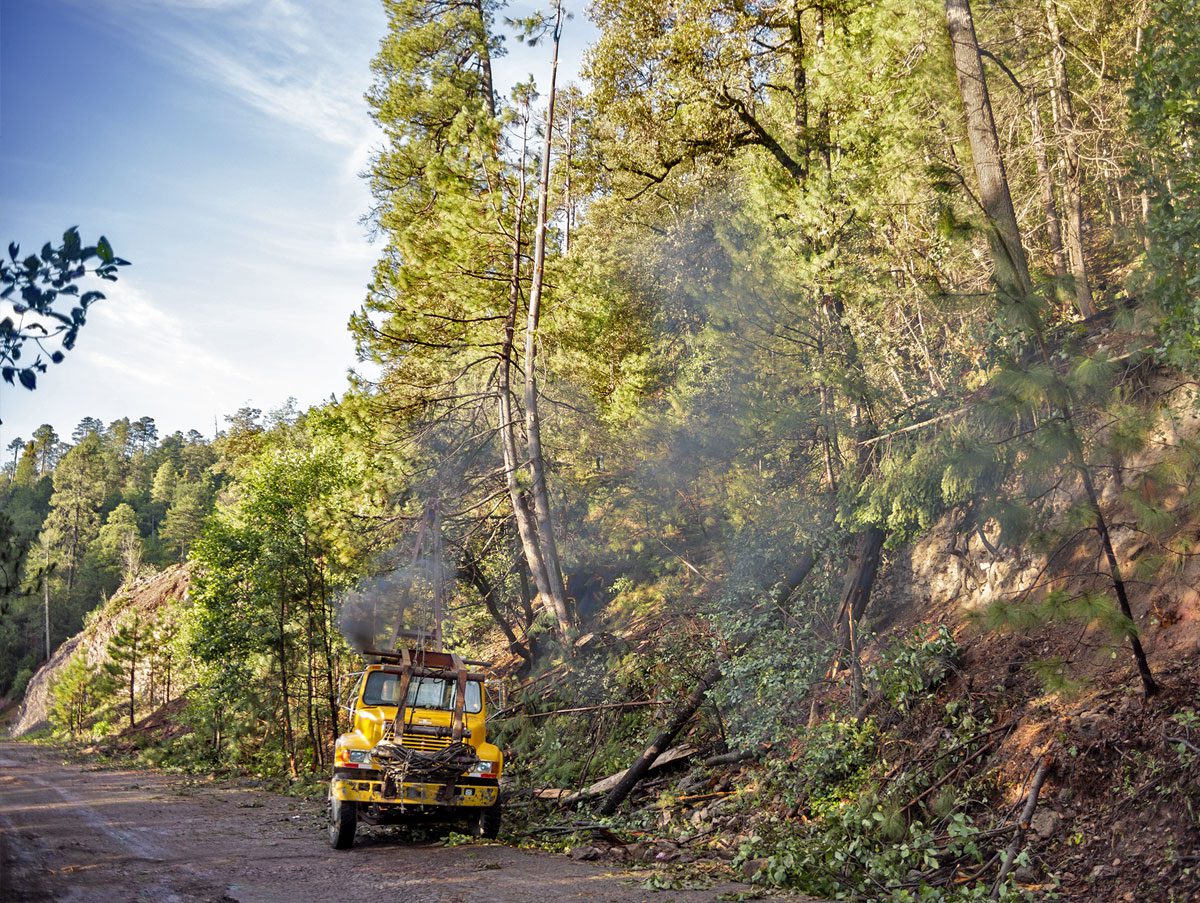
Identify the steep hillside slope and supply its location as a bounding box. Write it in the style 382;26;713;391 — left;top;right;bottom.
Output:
513;376;1200;901
11;565;191;737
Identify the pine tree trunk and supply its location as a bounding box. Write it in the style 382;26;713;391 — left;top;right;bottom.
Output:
1045;0;1095;317
43;547;51;662
277;584;298;779
472;0;496;119
790;0;809;178
563;110;573;255
67;505;80;596
1069;433;1159;696
318;567;339;749
1023;324;1159;696
824;291;889;644
499;100;557;619
460;549;531;662
815;5;831;173
127;625;137;730
1134;12;1153;253
1027;88;1068;278
522;0;574;638
944;0;1034;303
517;548;536;629
305;597;319;769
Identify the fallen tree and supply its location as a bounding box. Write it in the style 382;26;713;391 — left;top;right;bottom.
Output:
598;661;724;815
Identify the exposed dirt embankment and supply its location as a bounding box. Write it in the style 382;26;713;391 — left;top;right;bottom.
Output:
846;379;1200;899
877;375;1200;679
10;564;191;738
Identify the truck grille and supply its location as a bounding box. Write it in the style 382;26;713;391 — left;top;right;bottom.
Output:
381;719;459;751
399;733;452;752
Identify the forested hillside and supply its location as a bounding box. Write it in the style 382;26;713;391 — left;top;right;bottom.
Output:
0;416;217;700
4;0;1200;898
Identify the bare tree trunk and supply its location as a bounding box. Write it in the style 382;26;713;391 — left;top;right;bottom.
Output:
945;0;1034;303
43;546;50;662
824;291;888;644
499;95;557;619
1070;435;1159;696
317;566;339;750
1027;88;1068;278
472;0;496;119
305;594;319;769
563;108;573;255
848;607;864;708
1135;8;1153;253
991;755;1052;897
277;583;298;779
127;619;139;730
517;548;536;629
523;0;573;638
790;0;809;178
67;506;80;596
598;659;724;815
815;4;831;173
1020;316;1160;696
836;525;885;648
1045;0;1095;317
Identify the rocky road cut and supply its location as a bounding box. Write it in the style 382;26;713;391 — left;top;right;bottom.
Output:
0;742;757;903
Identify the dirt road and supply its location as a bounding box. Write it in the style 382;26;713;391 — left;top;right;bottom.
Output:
0;742;764;902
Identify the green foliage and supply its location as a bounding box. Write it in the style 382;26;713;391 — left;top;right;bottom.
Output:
0;419;217;695
0;227;128;397
10;665;33;700
102;612;145;729
728;628;1013;900
4;7;1197;897
1130;0;1200;365
974;586;1137;693
96;503;143;584
494;642;670;789
186;407;381;774
866;625;960;714
49;654;100;738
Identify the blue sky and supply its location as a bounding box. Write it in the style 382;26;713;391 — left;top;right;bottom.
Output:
0;0;592;448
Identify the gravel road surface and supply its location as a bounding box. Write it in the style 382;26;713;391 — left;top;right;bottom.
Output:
0;742;766;902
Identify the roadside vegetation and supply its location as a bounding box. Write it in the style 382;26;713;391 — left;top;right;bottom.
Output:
3;0;1200;898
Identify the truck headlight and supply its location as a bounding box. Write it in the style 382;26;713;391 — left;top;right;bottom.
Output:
346;749;371;765
469;760;497;777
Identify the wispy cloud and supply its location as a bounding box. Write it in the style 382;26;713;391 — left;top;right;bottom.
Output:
79;0;383;151
84;280;245;388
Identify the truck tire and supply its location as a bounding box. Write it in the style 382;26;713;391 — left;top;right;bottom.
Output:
471;802;502;840
328;794;357;850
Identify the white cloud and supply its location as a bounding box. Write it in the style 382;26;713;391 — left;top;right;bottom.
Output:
86;280;246;389
79;0;383;151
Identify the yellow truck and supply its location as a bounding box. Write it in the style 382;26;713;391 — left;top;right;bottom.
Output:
327;649;503;849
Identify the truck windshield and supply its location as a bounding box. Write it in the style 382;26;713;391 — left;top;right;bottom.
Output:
361;672;482;714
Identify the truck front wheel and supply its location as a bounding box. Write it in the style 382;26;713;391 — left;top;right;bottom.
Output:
327;794;357;849
471;802;502;839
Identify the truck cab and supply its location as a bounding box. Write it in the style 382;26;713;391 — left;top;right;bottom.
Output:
328;649;503;849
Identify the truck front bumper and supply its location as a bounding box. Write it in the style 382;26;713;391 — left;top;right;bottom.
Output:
331;775;499;808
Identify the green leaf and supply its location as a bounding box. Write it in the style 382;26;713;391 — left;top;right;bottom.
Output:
96;236;114;263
